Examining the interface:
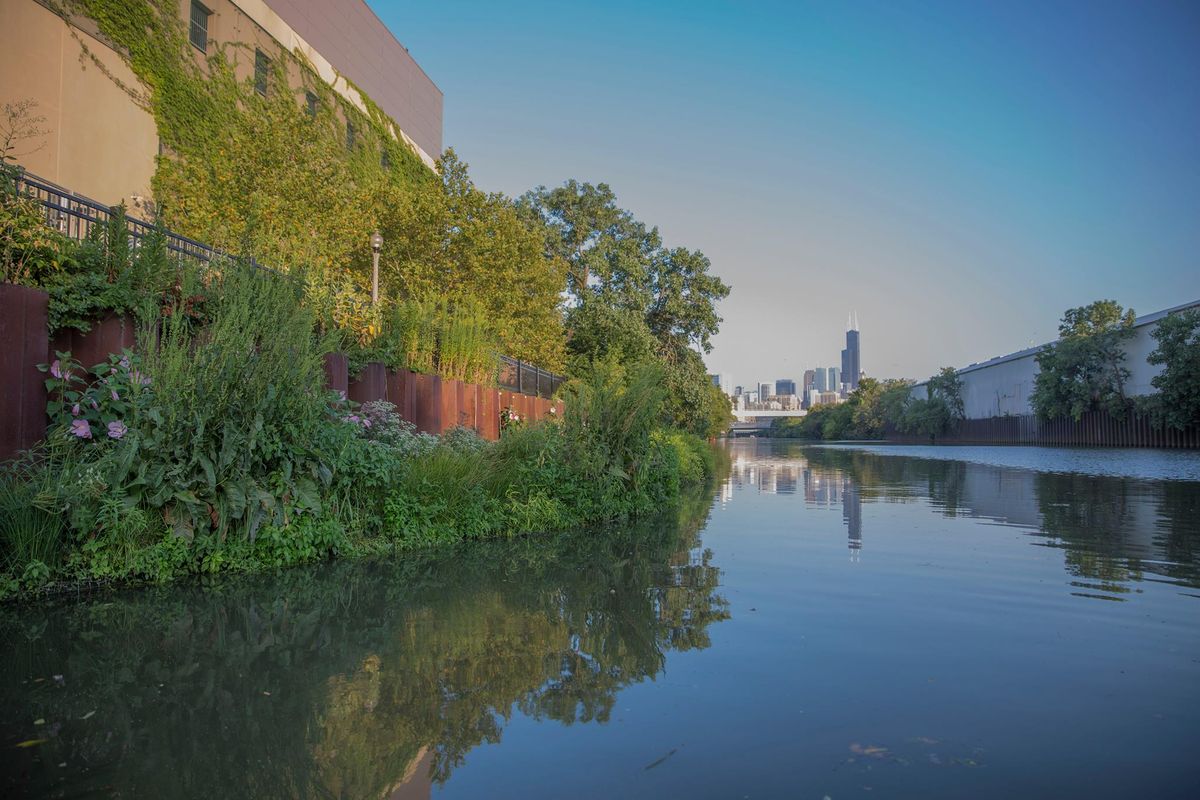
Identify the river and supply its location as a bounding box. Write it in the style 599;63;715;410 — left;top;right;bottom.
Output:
3;439;1199;798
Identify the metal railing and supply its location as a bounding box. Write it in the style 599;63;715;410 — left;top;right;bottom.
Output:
8;168;253;267
7;167;567;398
497;355;566;399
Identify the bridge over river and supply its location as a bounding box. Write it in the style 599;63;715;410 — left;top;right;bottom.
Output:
729;409;807;435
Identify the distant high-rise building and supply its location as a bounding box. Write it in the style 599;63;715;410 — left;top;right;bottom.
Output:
840;312;861;393
802;370;816;392
776;379;797;397
733;385;743;397
813;369;828;392
759;382;773;400
827;367;840;393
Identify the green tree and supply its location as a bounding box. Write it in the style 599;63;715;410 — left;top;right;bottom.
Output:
1144;308;1200;429
1032;300;1137;420
519;180;730;434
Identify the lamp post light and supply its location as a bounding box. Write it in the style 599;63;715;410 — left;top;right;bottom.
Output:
370;230;383;306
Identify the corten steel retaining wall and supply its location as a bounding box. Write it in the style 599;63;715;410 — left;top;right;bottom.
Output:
0;286;561;459
885;411;1200;448
0;284;49;459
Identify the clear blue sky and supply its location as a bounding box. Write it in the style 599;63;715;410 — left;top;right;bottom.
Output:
369;0;1199;383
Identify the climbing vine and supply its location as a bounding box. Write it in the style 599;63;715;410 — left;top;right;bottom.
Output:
52;0;431;269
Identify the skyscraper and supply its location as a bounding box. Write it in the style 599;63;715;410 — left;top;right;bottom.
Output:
776;379;797;397
813;369;828;392
827;367;840;393
840;312;861;393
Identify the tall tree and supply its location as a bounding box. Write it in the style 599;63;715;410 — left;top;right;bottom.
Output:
1145;308;1200;429
1032;300;1136;420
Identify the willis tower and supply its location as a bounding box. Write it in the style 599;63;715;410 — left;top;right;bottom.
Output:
840;312;861;393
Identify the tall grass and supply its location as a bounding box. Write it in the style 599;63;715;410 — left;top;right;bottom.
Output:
126;261;337;540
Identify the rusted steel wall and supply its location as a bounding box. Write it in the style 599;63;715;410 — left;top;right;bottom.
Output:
0;285;49;460
348;362;387;404
50;314;136;370
323;352;348;399
2;289;558;458
885;411;1199;448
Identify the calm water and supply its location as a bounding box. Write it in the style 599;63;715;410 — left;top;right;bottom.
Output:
3;440;1200;799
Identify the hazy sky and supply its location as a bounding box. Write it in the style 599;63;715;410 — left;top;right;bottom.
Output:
370;0;1199;384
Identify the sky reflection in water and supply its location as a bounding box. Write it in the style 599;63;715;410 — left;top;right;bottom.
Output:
2;440;1198;799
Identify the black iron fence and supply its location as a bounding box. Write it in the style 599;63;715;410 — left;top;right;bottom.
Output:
497;355;566;399
7;167;567;398
8;167;250;267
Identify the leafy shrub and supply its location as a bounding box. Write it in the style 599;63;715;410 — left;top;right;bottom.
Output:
110;262;337;541
40;349;150;442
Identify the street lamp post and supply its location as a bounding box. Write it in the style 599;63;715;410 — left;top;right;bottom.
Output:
370;230;383;306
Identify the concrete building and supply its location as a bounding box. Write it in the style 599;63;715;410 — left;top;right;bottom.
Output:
0;0;442;206
759;382;773;401
912;299;1200;419
827;367;840;395
812;391;842;407
776;379;797;397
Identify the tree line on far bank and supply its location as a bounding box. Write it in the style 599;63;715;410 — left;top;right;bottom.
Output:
771;299;1200;442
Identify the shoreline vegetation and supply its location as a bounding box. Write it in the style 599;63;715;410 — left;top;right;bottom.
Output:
770;300;1199;443
0;262;722;600
1;3;737;601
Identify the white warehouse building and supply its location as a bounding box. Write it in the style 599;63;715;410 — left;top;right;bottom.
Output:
913;299;1200;420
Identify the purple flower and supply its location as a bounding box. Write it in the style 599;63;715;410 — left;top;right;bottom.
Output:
50;360;62;379
119;356;130;369
70;419;92;439
361;417;372;428
107;420;127;439
71;403;81;416
348;415;360;423
111;389;120;402
91;399;98;410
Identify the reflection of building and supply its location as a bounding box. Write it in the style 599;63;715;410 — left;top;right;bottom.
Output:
843;478;862;558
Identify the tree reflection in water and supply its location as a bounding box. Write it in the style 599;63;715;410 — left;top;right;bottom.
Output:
725;441;1200;596
0;489;729;799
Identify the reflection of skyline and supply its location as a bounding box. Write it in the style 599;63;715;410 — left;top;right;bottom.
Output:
723;440;1200;600
723;449;866;557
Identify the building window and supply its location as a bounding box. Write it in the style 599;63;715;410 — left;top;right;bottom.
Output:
305;91;318;118
346;121;356;150
254;49;270;97
189;1;210;53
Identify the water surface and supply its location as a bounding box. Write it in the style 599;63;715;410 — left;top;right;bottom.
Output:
3;440;1199;798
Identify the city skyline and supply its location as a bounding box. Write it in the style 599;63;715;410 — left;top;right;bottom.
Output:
370;0;1199;382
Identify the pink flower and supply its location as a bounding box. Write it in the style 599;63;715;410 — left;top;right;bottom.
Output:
70;419;92;439
348;415;360;423
361;417;372;428
71;403;81;416
111;389;120;402
50;360;62;379
107;420;127;439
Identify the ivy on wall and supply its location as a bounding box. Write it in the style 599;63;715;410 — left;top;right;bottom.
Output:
44;0;568;370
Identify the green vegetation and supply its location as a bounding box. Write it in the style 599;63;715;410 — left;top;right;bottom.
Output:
1031;300;1138;421
520;181;733;438
769;375;961;441
1141;308;1200;430
0;4;734;597
0;263;718;598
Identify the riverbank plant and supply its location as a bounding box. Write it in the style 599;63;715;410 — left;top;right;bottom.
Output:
0;268;716;599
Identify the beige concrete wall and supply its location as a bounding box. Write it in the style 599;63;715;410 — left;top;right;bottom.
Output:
1;0;438;209
0;0;158;206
